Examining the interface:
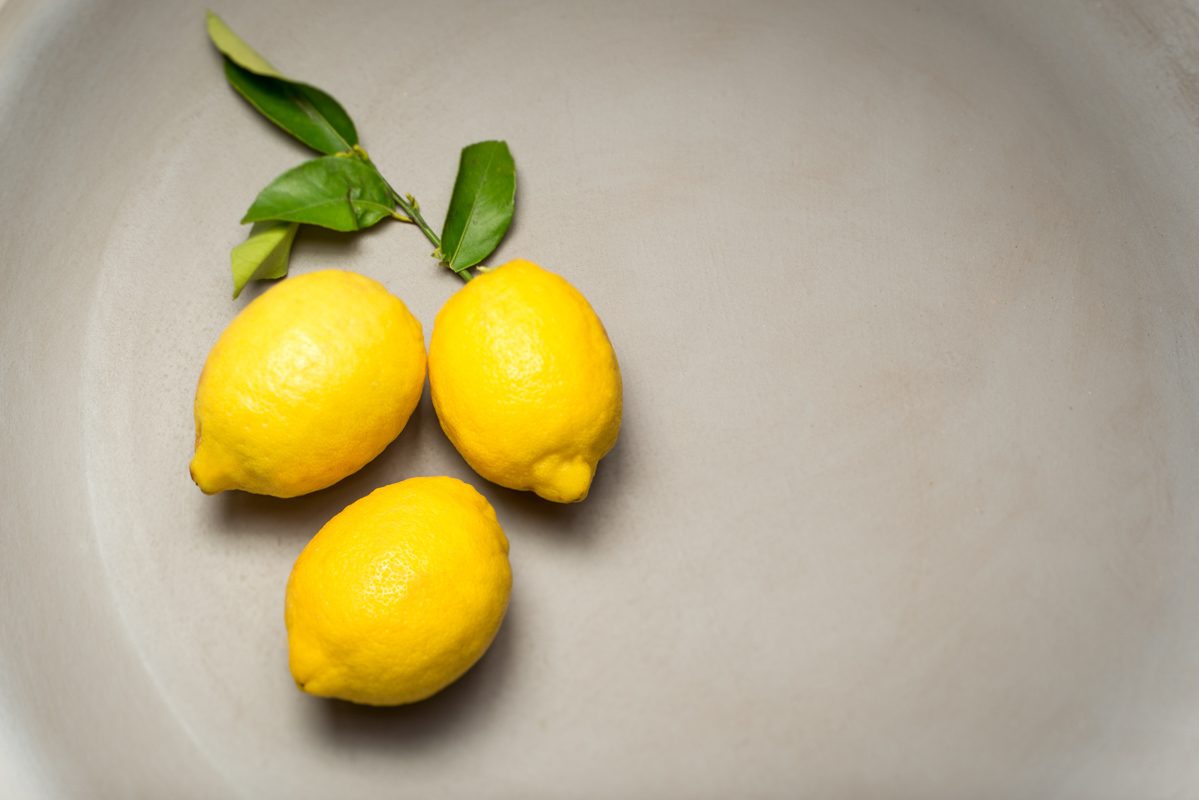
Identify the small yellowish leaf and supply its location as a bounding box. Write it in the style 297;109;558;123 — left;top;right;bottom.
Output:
231;221;298;298
206;11;283;78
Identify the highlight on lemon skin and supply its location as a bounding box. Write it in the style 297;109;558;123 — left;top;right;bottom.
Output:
428;259;622;503
285;476;512;706
189;269;426;498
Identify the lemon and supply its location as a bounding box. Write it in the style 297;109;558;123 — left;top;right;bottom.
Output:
285;476;512;705
190;269;425;498
428;260;622;503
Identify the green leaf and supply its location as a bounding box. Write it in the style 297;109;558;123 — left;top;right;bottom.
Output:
220;61;358;155
231;221;298;298
242;155;395;232
440;140;516;273
206;12;358;154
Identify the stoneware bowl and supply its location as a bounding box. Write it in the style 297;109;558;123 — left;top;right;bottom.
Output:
2;1;1197;796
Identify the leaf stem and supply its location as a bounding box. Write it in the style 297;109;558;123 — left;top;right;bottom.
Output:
388;191;470;281
388;187;441;249
352;146;470;282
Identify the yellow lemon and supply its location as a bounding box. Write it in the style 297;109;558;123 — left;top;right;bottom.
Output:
285;476;512;705
429;259;622;503
190;269;425;498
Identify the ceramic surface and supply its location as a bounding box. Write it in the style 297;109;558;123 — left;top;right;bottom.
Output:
2;1;1199;796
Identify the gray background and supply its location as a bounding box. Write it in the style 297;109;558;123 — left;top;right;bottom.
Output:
2;0;1199;796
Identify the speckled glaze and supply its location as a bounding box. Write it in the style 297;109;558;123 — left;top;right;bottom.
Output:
2;0;1199;797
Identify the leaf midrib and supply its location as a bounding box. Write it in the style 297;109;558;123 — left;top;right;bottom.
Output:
445;146;500;268
248;192;393;225
287;85;352;152
226;58;352;154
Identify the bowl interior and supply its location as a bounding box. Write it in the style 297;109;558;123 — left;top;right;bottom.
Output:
2;0;1198;796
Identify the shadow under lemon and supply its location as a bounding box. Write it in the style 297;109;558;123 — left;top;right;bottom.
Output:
485;432;629;551
304;592;521;752
200;373;631;738
210;389;435;537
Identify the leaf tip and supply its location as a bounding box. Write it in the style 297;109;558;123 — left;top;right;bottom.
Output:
204;10;224;41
